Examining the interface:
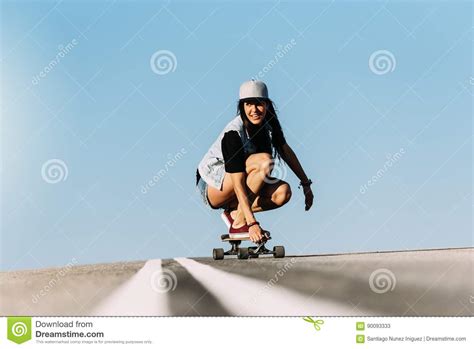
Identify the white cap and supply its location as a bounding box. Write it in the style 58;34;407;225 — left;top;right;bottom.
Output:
239;80;269;100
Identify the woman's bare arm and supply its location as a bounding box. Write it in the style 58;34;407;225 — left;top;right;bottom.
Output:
280;143;314;210
280;143;310;183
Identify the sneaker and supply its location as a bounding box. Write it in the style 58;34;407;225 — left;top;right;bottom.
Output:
228;222;250;239
220;209;235;229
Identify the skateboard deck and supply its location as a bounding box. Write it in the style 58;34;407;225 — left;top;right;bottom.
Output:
213;231;284;260
220;231;271;242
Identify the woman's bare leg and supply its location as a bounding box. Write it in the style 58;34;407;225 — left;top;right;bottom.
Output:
226;180;291;214
214;176;291;221
231;181;292;227
206;153;292;226
231;153;292;227
207;152;273;209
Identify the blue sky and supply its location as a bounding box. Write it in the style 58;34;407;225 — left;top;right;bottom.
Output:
1;0;472;270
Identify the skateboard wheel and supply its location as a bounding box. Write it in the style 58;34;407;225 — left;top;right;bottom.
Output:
213;248;224;260
237;247;249;259
273;246;285;258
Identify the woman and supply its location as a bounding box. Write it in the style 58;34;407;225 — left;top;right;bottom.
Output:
196;80;314;243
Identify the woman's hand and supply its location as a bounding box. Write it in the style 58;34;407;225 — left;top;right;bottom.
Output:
249;224;263;243
303;185;314;211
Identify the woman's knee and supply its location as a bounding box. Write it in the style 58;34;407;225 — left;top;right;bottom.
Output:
246;152;273;176
272;182;292;206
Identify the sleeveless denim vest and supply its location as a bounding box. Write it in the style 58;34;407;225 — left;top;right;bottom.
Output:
197;115;273;190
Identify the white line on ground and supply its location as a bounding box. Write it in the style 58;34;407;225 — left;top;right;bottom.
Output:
175;258;372;316
92;259;171;315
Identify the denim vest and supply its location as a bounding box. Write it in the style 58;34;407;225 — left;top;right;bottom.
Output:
197;115;272;190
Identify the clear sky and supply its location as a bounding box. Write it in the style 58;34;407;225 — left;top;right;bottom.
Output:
1;0;472;270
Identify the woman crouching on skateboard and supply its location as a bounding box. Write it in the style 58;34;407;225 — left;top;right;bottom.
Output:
196;80;313;243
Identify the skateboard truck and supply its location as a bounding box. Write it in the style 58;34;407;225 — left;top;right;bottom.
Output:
212;231;285;260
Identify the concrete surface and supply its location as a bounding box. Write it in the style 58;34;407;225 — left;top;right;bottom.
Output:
1;248;472;316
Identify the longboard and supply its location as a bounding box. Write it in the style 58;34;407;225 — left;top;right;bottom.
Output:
213;231;285;260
